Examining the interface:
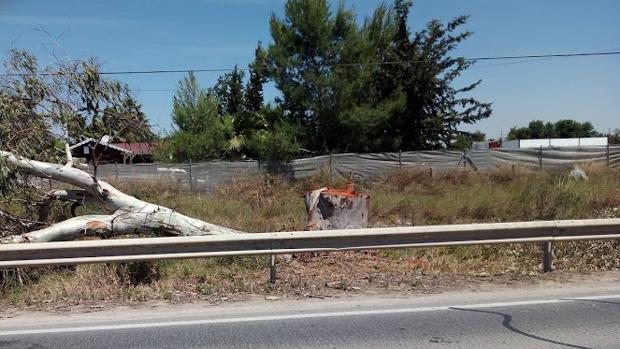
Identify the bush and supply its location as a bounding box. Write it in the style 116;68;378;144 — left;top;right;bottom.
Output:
246;123;300;161
154;121;234;162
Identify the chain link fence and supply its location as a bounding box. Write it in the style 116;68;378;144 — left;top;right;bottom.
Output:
88;145;620;192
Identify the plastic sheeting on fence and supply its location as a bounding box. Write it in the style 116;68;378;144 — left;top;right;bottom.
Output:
88;146;620;192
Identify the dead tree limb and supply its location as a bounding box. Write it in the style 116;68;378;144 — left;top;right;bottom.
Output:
0;150;243;243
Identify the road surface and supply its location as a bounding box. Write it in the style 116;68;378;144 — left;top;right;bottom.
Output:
1;277;620;348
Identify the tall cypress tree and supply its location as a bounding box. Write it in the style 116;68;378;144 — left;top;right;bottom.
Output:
209;66;245;116
246;42;267;112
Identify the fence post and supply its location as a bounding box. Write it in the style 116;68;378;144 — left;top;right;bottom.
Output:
607;142;611;168
538;146;543;171
542;241;553;272
398;149;402;169
328;153;333;185
269;254;277;283
189;159;193;193
114;162;118;180
462;149;467;168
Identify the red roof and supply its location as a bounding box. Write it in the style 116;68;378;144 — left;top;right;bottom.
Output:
110;143;155;154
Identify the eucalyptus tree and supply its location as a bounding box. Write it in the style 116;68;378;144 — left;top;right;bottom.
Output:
0;50;236;242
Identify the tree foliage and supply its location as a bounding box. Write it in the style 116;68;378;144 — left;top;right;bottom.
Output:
245;42;267;112
209;67;245;116
508;119;599;140
159;0;494;161
264;0;491;153
244;104;300;160
266;0;363;152
451;130;486;150
0;49;155;183
157;72;234;161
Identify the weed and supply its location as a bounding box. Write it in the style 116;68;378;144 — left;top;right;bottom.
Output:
3;165;620;306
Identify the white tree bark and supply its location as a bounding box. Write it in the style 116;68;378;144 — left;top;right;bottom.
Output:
0;150;243;243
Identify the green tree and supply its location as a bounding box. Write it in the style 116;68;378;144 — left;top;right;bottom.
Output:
245;42;267;112
0;52;55;160
266;0;362;152
265;0;490;152
159;72;234;161
0;49;155;234
389;1;492;149
172;71;211;133
243;104;300;160
0;49;154;157
507;127;531;140
554;119;598;138
451;130;485;150
508;119;599;140
209;66;245;116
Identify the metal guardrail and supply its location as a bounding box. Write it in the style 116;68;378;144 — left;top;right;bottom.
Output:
2;219;620;273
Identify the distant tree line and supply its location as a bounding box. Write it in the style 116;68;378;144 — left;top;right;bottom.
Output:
507;120;599;140
156;0;492;162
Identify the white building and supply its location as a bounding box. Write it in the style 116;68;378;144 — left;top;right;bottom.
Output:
501;137;608;149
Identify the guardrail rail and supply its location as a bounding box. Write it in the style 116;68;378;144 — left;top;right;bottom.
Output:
2;218;620;281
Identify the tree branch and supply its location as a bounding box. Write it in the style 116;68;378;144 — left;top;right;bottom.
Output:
1;150;243;243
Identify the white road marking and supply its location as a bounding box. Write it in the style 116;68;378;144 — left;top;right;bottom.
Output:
1;294;619;337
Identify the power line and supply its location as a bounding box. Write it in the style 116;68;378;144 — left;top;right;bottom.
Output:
129;89;176;92
1;50;619;77
472;46;620;69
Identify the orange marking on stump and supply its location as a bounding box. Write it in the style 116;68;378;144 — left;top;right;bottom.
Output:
308;182;369;199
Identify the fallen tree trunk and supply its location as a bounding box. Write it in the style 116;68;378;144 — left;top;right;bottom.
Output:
0;151;242;243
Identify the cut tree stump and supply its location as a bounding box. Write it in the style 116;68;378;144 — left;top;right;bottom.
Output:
304;182;369;230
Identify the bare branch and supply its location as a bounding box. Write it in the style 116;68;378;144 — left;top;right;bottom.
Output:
1;150;243;243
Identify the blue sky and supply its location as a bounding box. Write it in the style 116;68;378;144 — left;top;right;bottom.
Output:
1;0;618;138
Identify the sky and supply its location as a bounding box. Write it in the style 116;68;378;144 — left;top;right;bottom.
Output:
0;0;618;139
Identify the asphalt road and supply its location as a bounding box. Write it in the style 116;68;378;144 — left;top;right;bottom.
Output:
2;280;620;349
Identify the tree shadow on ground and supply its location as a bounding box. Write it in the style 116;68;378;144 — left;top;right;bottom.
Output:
450;307;591;349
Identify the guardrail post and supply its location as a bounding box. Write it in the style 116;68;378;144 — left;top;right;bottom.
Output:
269;254;277;283
542;241;553;272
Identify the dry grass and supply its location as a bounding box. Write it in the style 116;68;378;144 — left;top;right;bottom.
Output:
3;163;620;307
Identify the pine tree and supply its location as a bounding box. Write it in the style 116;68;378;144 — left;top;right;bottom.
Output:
389;2;492;149
266;0;361;152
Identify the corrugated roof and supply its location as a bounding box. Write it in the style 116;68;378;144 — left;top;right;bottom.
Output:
69;138;154;155
110;142;154;155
